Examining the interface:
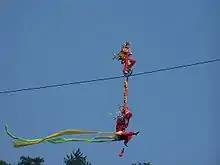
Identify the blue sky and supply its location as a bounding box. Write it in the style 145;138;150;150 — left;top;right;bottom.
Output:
0;0;219;165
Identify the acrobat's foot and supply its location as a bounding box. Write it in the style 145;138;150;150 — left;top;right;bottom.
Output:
119;148;125;157
134;131;140;136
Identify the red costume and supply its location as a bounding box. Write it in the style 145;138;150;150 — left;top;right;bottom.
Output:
120;46;136;74
115;106;133;132
114;41;136;74
121;106;132;129
116;117;126;132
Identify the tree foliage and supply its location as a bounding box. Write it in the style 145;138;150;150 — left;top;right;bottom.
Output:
17;156;44;165
1;148;150;165
0;160;11;165
64;148;91;165
132;161;151;165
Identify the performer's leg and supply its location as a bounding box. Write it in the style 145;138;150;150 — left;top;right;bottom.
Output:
128;57;136;69
123;55;129;73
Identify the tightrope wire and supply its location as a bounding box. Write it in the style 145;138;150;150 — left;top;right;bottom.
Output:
0;58;219;95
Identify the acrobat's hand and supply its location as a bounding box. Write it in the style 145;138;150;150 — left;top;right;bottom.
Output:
112;53;120;60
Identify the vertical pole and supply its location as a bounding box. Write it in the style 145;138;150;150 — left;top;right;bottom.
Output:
123;77;128;112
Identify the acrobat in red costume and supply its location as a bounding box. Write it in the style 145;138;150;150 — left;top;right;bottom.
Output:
116;105;133;132
121;42;136;74
114;41;136;74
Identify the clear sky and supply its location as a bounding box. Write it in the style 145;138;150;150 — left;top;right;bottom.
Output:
0;0;219;165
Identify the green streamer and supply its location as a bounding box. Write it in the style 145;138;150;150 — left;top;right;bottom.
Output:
5;124;116;148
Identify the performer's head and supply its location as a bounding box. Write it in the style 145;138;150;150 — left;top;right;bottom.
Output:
125;41;131;48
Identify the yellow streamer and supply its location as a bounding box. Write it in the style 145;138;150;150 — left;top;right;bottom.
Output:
11;129;114;147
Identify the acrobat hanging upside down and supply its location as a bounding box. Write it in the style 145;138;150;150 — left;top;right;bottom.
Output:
113;41;136;76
